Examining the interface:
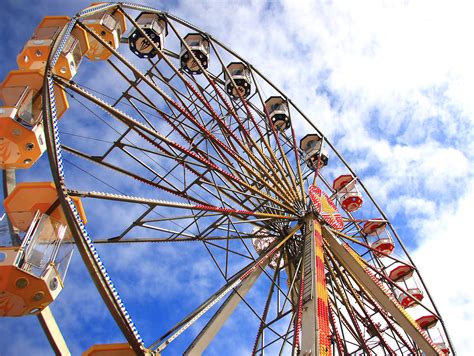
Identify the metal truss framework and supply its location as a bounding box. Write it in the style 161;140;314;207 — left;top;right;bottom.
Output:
0;2;453;355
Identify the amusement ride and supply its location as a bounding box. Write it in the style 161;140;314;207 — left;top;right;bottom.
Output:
0;2;454;355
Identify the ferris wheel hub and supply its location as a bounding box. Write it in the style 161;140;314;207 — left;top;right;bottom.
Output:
308;185;344;231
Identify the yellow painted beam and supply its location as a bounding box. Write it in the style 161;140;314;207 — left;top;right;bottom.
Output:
322;226;442;355
38;306;71;356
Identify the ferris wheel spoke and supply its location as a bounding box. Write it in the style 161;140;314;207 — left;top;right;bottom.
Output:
106;60;204;140
325;264;371;353
326;250;417;354
103;220;260;245
150;223;301;351
93;235;256;244
116;13;295;199
131;130;268;210
62;129;255;217
68;189;293;221
201;169;274;209
101;211;263;244
161;17;298;192
209;77;300;203
288;126;307;205
328;303;347;355
94;209;285;257
252;270;278;348
191;113;299;206
181;80;230;133
184;259;266;354
246;250;299;352
110;27;300;211
195;131;293;204
250;72;302;202
131;115;299;213
322;227;442;354
145;65;222;133
220;97;299;204
325;249;396;354
57;76;296;212
158;55;298;203
62;145;212;206
79;21;242;161
199;160;292;215
199;170;273;213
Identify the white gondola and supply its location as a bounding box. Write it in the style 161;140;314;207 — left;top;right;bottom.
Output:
129;12;167;58
225;62;251;99
428;328;450;354
180;33;210;74
362;219;394;257
395;287;423;308
387;261;414;282
299;133;329;170
264;96;290;131
395;275;424;308
332;174;363;212
416;315;439;329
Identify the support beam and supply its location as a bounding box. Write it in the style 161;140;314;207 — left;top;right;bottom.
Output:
322;226;442;355
152;224;301;352
38;306;71;356
300;218;331;356
184;262;266;354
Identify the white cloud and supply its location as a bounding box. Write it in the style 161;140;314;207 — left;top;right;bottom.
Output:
413;182;474;353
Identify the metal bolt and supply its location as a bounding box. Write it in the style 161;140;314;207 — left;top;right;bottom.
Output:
15;278;28;289
49;277;59;291
32;292;44;301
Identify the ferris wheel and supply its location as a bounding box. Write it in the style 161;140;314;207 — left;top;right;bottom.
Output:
0;2;455;355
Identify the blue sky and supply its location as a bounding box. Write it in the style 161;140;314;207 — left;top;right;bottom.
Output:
1;0;473;355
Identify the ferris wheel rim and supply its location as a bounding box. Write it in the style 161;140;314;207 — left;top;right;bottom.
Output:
32;2;455;354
